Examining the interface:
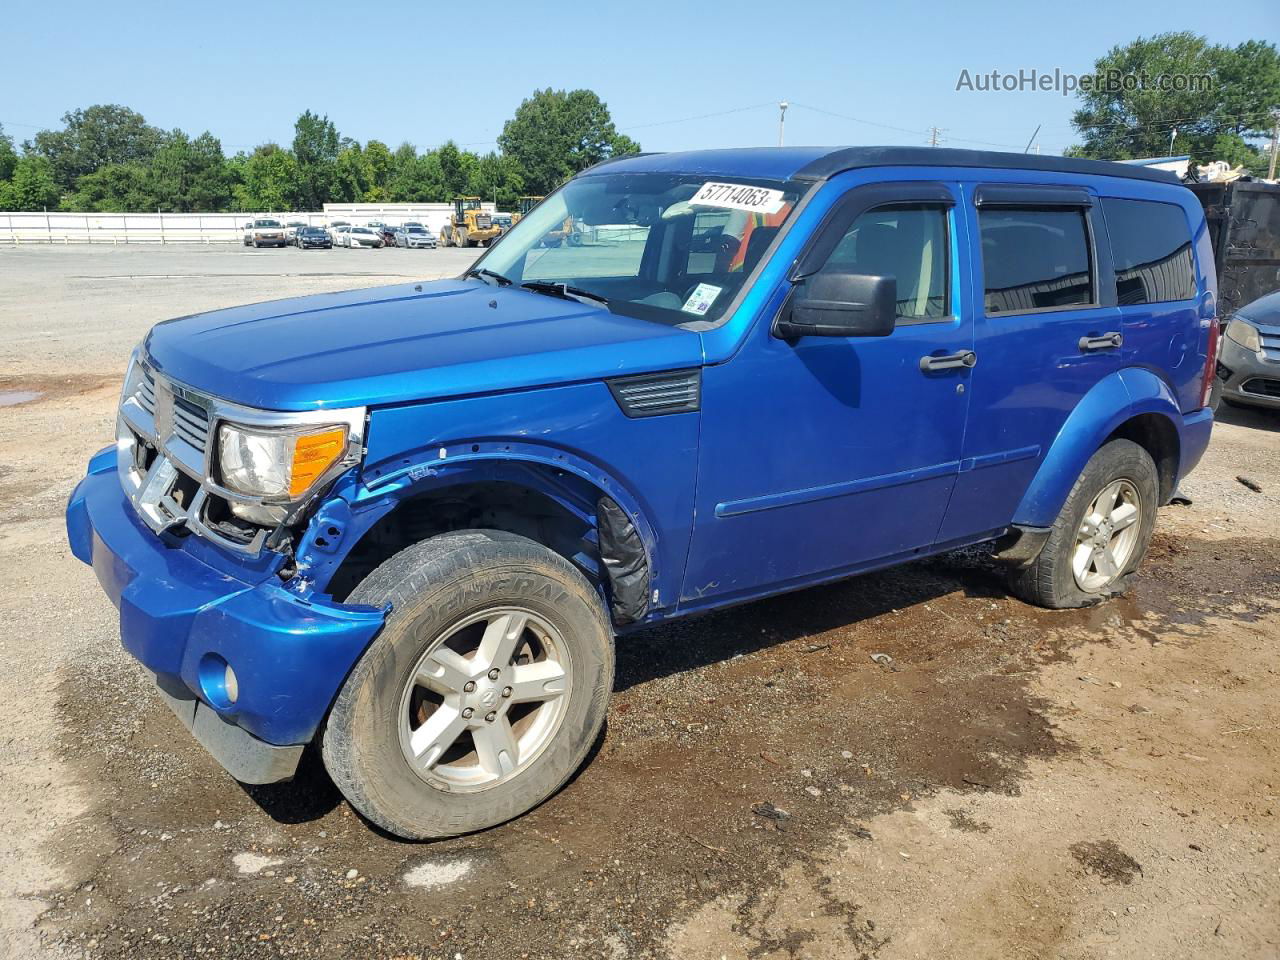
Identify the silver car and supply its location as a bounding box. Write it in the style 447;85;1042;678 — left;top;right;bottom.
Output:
1216;290;1280;412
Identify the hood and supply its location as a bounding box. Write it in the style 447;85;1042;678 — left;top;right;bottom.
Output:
144;279;704;411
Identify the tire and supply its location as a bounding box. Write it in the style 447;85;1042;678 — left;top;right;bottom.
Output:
321;530;614;839
252;237;260;248
1009;438;1159;609
457;227;469;248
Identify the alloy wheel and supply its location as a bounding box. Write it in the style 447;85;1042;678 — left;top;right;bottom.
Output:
397;607;571;792
1072;478;1142;591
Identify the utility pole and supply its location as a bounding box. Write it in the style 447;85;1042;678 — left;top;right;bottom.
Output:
1268;111;1279;181
778;101;788;147
927;126;945;147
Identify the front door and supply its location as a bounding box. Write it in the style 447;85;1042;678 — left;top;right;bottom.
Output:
681;181;974;609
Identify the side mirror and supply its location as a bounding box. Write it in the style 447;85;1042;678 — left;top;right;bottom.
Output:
775;272;897;339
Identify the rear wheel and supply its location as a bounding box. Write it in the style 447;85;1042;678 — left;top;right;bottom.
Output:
321;530;613;839
457;227;469;248
1009;439;1159;609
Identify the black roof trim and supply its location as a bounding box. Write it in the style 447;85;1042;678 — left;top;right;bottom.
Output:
793;147;1180;185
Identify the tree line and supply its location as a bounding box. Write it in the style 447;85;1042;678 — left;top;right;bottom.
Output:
0;89;640;213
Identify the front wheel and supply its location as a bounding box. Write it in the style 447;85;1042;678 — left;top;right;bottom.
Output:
1009;439;1159;609
321;530;614;839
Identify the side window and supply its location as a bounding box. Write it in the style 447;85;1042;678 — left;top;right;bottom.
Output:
818;205;950;321
1101;197;1197;304
980;208;1093;314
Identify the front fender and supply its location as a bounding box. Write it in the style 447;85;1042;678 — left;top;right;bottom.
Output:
1012;368;1182;528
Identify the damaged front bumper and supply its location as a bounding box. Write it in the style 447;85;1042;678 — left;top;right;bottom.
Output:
66;447;385;783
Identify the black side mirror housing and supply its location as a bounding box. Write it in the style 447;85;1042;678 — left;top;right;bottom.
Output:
774;272;897;339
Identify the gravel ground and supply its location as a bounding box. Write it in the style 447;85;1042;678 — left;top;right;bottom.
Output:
0;246;1276;960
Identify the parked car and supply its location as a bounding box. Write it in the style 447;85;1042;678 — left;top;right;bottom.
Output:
1214;289;1280;412
67;147;1218;841
376;225;398;247
294;226;333;250
327;221;351;243
342;226;383;248
242;218;286;248
284;221;308;243
393;224;437;249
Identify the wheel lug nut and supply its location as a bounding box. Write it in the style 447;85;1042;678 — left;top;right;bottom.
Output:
487;668;501;681
461;707;474;719
463;681;476;693
485;711;497;723
501;686;512;698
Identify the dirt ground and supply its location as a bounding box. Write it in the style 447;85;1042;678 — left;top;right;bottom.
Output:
1;246;1277;960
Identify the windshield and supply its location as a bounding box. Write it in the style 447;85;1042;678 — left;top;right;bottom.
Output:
472;172;806;325
407;227;427;234
352;227;373;234
255;219;281;228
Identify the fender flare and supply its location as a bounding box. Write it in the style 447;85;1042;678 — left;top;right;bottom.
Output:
293;442;661;617
1012;368;1182;529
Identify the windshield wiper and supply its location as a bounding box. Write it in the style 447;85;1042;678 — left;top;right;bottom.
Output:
465;267;513;286
519;281;609;307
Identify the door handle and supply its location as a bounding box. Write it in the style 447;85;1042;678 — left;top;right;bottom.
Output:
920;350;977;372
1079;332;1123;352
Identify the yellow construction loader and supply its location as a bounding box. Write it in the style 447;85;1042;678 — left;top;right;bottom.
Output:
439;197;502;248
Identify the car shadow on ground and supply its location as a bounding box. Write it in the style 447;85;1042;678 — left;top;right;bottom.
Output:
241;546;1006;827
613;545;1005;692
1217;401;1280;433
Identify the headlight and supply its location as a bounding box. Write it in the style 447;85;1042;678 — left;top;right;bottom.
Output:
1225;317;1262;353
217;423;349;523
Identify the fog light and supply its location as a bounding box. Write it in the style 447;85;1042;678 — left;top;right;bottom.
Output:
198;653;240;709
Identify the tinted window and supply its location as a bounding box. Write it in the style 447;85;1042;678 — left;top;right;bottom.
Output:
980;208;1093;314
819;205;949;321
1102;198;1196;304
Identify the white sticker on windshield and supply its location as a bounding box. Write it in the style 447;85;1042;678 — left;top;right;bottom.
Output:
690;182;787;215
682;282;723;316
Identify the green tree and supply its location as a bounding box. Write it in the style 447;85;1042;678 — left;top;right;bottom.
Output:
362;139;395;201
291;110;340;208
498;88;640;195
334;142;370;202
26;104;162;191
0;123;17;183
231;145;301;211
63;163;156;212
1070;33;1280;172
149;131;232;211
468;151;525;209
0;156;61;210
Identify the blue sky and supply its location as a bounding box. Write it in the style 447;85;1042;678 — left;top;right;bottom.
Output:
2;0;1276;157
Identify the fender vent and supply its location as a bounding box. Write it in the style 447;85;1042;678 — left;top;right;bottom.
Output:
607;369;701;418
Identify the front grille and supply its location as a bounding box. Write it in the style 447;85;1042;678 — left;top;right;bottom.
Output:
475;216;492;229
138;368;157;414
172;394;210;452
607;369;701;418
1260;328;1280;363
132;370;210;454
1242;377;1280;398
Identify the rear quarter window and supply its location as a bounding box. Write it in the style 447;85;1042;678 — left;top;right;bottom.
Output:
1101;197;1197;304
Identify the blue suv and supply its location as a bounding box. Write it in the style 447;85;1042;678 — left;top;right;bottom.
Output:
67;147;1218;839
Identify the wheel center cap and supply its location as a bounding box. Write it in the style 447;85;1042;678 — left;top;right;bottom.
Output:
478;688;499;709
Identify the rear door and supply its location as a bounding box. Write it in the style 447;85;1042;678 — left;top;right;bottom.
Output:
937;183;1121;542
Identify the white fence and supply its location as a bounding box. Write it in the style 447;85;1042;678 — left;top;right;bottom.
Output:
0;202;497;244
